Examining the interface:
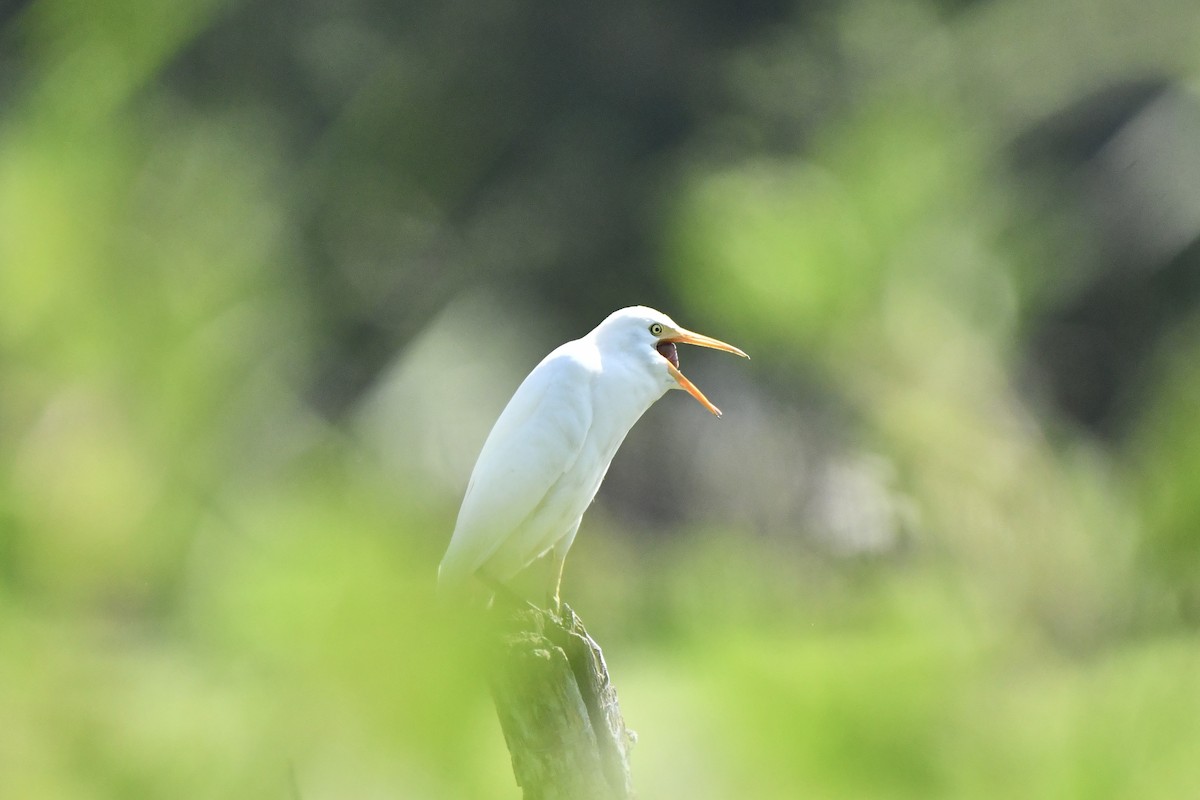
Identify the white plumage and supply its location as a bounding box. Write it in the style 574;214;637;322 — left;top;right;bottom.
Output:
438;305;747;603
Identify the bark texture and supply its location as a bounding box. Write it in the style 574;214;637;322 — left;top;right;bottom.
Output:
490;604;635;800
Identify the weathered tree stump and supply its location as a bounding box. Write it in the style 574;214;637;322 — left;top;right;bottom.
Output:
489;603;636;799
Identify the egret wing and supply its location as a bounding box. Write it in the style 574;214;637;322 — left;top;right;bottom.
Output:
438;347;594;589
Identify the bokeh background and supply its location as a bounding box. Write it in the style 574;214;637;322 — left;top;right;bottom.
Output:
3;0;1200;796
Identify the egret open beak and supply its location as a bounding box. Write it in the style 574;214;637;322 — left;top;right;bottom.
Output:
660;329;750;418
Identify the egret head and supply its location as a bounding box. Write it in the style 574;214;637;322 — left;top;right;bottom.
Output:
596;306;749;416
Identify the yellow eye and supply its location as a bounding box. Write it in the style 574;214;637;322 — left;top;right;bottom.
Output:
649;323;664;336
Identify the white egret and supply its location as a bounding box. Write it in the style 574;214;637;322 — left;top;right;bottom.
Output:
438;305;748;606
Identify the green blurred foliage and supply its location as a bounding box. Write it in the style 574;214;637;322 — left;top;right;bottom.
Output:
2;0;1200;797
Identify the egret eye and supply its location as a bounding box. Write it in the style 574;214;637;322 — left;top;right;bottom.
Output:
649;323;664;336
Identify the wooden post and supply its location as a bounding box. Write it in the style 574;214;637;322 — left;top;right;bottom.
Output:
489;604;636;799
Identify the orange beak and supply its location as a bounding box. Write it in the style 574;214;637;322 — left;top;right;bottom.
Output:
660;329;750;417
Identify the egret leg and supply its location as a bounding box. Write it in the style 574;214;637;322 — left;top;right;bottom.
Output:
547;551;566;616
547;522;580;615
476;569;540;612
